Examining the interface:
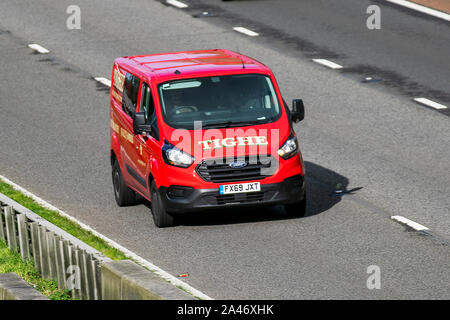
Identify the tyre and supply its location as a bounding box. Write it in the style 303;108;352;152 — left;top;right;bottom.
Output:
150;181;175;228
112;160;136;206
284;194;307;217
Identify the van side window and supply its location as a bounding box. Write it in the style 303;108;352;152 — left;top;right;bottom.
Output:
140;83;155;122
122;73;140;118
140;82;160;140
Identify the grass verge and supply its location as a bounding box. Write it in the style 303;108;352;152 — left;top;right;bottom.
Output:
0;239;71;300
0;178;127;260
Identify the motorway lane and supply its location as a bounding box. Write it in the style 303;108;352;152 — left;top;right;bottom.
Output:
181;0;450;107
0;0;449;298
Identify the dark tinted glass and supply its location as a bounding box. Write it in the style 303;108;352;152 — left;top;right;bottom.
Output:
141;83;155;121
140;82;159;140
122;73;140;117
158;74;281;129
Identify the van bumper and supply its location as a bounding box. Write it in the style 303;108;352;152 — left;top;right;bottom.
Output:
158;175;305;213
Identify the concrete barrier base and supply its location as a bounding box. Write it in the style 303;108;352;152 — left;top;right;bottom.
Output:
0;273;49;300
101;260;196;300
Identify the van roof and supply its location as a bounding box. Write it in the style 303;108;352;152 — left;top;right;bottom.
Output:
118;49;271;82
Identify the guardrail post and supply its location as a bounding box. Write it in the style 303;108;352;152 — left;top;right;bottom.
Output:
74;248;86;299
75;249;83;299
4;206;18;253
91;259;100;300
30;222;41;273
82;252;92;300
46;231;57;280
61;240;70;290
54;236;64;289
38;225;50;279
17;214;31;260
68;245;80;300
0;206;6;242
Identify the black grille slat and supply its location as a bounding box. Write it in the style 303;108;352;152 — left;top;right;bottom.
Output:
208;171;260;179
215;192;265;205
199;164;263;173
196;155;275;183
246;192;264;198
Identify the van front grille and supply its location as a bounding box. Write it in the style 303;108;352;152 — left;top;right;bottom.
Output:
196;155;276;183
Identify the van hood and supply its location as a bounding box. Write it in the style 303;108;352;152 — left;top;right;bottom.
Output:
161;119;291;162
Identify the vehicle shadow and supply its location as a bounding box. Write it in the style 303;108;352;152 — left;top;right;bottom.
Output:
169;161;353;227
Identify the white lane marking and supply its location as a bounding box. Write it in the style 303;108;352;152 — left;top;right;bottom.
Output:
166;0;188;9
312;59;343;69
0;174;213;300
94;77;111;87
413;98;447;110
391;215;429;231
28;44;50;54
233;27;259;37
386;0;450;22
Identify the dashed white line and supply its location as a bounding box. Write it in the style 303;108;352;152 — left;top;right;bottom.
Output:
413;98;447;110
94;77;111;87
391;215;429;231
166;0;188;9
0;174;213;300
312;59;343;70
233;27;259;37
386;0;450;22
28;44;50;54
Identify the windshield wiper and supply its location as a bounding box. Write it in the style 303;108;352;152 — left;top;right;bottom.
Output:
202;120;263;129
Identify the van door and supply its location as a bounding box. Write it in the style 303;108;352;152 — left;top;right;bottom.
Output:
118;72;144;191
132;82;160;196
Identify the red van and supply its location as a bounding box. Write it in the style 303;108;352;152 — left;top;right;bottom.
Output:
110;49;306;227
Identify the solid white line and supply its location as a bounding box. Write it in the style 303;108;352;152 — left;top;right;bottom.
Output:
312;59;343;70
166;0;188;9
0;174;213;300
391;215;429;231
386;0;450;22
94;77;111;87
413;98;447;110
233;27;259;37
28;43;50;54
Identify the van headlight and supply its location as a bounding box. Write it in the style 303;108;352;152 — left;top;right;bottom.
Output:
162;142;194;168
277;136;298;160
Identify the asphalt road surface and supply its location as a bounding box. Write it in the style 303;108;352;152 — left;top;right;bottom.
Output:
182;0;450;107
0;0;449;299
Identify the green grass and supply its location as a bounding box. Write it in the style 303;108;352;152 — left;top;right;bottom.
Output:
0;239;71;300
0;179;127;260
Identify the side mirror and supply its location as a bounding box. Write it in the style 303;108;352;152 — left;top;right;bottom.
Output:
133;112;152;135
291;99;305;123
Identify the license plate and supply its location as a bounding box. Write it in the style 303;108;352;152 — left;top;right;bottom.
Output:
219;182;261;195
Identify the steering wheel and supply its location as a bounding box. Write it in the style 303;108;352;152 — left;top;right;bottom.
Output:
174;106;198;113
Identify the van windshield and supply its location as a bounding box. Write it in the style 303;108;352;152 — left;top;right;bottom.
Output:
158;74;281;129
